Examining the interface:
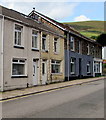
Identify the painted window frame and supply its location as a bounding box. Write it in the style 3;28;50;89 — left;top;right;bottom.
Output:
32;29;39;50
78;40;81;53
70;58;76;74
87;43;90;55
14;24;24;48
53;37;59;54
70;36;75;51
51;60;61;74
94;61;100;73
42;34;47;51
87;61;91;73
12;58;27;77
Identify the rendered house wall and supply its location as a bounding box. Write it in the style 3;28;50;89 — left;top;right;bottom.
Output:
3;19;40;90
65;50;93;79
0;15;3;91
40;32;64;84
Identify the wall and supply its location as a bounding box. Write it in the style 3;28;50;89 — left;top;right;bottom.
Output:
65;50;93;78
40;32;64;83
3;19;40;90
0;16;3;91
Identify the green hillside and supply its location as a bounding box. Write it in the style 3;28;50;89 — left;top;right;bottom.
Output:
63;21;104;39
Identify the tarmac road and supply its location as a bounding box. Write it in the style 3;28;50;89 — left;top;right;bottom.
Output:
2;79;104;118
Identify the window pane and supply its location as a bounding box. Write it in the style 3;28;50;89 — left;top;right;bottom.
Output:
18;32;21;45
42;63;45;74
51;65;55;73
32;36;37;48
55;65;60;73
54;41;57;52
15;25;22;31
70;58;75;74
15;31;17;44
32;30;37;35
14;25;22;46
12;64;24;75
42;38;46;50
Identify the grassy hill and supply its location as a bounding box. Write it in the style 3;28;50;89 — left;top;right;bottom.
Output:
63;21;104;39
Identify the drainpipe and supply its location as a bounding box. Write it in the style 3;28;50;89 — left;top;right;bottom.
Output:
67;33;70;81
0;15;4;91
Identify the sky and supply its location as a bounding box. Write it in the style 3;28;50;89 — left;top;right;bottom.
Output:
0;0;105;23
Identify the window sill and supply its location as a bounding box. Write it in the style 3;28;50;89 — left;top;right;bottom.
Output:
32;48;39;51
51;73;62;75
87;73;91;75
11;75;28;78
70;73;75;75
54;52;59;55
42;50;48;53
14;45;24;49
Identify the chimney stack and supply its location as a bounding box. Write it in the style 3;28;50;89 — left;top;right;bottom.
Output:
33;7;35;11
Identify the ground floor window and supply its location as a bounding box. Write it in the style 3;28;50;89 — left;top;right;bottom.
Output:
12;59;26;76
94;61;100;73
87;61;91;73
70;58;76;74
51;60;61;73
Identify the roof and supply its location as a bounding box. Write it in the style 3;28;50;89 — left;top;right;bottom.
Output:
0;5;64;37
29;9;101;46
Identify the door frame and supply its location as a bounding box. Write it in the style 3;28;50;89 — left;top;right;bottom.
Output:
42;60;47;85
33;59;38;86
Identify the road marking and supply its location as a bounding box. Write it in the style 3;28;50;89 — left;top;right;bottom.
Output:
0;85;75;102
0;79;103;102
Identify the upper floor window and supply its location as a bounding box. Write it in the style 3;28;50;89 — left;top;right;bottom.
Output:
54;37;59;53
87;43;90;55
70;36;74;51
14;24;23;46
78;40;81;53
42;34;47;50
32;30;38;49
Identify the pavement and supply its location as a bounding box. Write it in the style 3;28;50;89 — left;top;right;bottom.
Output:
0;76;105;101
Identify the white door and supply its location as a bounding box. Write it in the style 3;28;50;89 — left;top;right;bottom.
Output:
42;61;47;84
33;61;38;85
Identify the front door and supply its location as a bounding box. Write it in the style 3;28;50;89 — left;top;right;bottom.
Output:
33;61;38;85
42;60;47;84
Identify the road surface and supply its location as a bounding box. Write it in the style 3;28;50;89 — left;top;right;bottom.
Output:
2;79;104;118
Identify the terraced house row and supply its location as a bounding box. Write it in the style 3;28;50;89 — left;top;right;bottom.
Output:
0;6;102;91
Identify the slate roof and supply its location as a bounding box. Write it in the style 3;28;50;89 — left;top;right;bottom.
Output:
29;9;101;46
0;5;64;37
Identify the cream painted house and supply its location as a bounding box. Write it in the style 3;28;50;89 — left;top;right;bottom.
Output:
0;6;64;91
40;32;64;85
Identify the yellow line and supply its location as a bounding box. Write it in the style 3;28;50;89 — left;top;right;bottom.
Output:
1;79;100;102
0;85;75;103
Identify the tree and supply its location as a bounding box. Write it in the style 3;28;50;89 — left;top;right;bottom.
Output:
96;33;106;46
90;36;97;40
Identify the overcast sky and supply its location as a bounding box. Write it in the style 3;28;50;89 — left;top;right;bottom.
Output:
0;0;105;22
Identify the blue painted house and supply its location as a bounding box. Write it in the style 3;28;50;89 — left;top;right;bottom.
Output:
63;25;102;80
